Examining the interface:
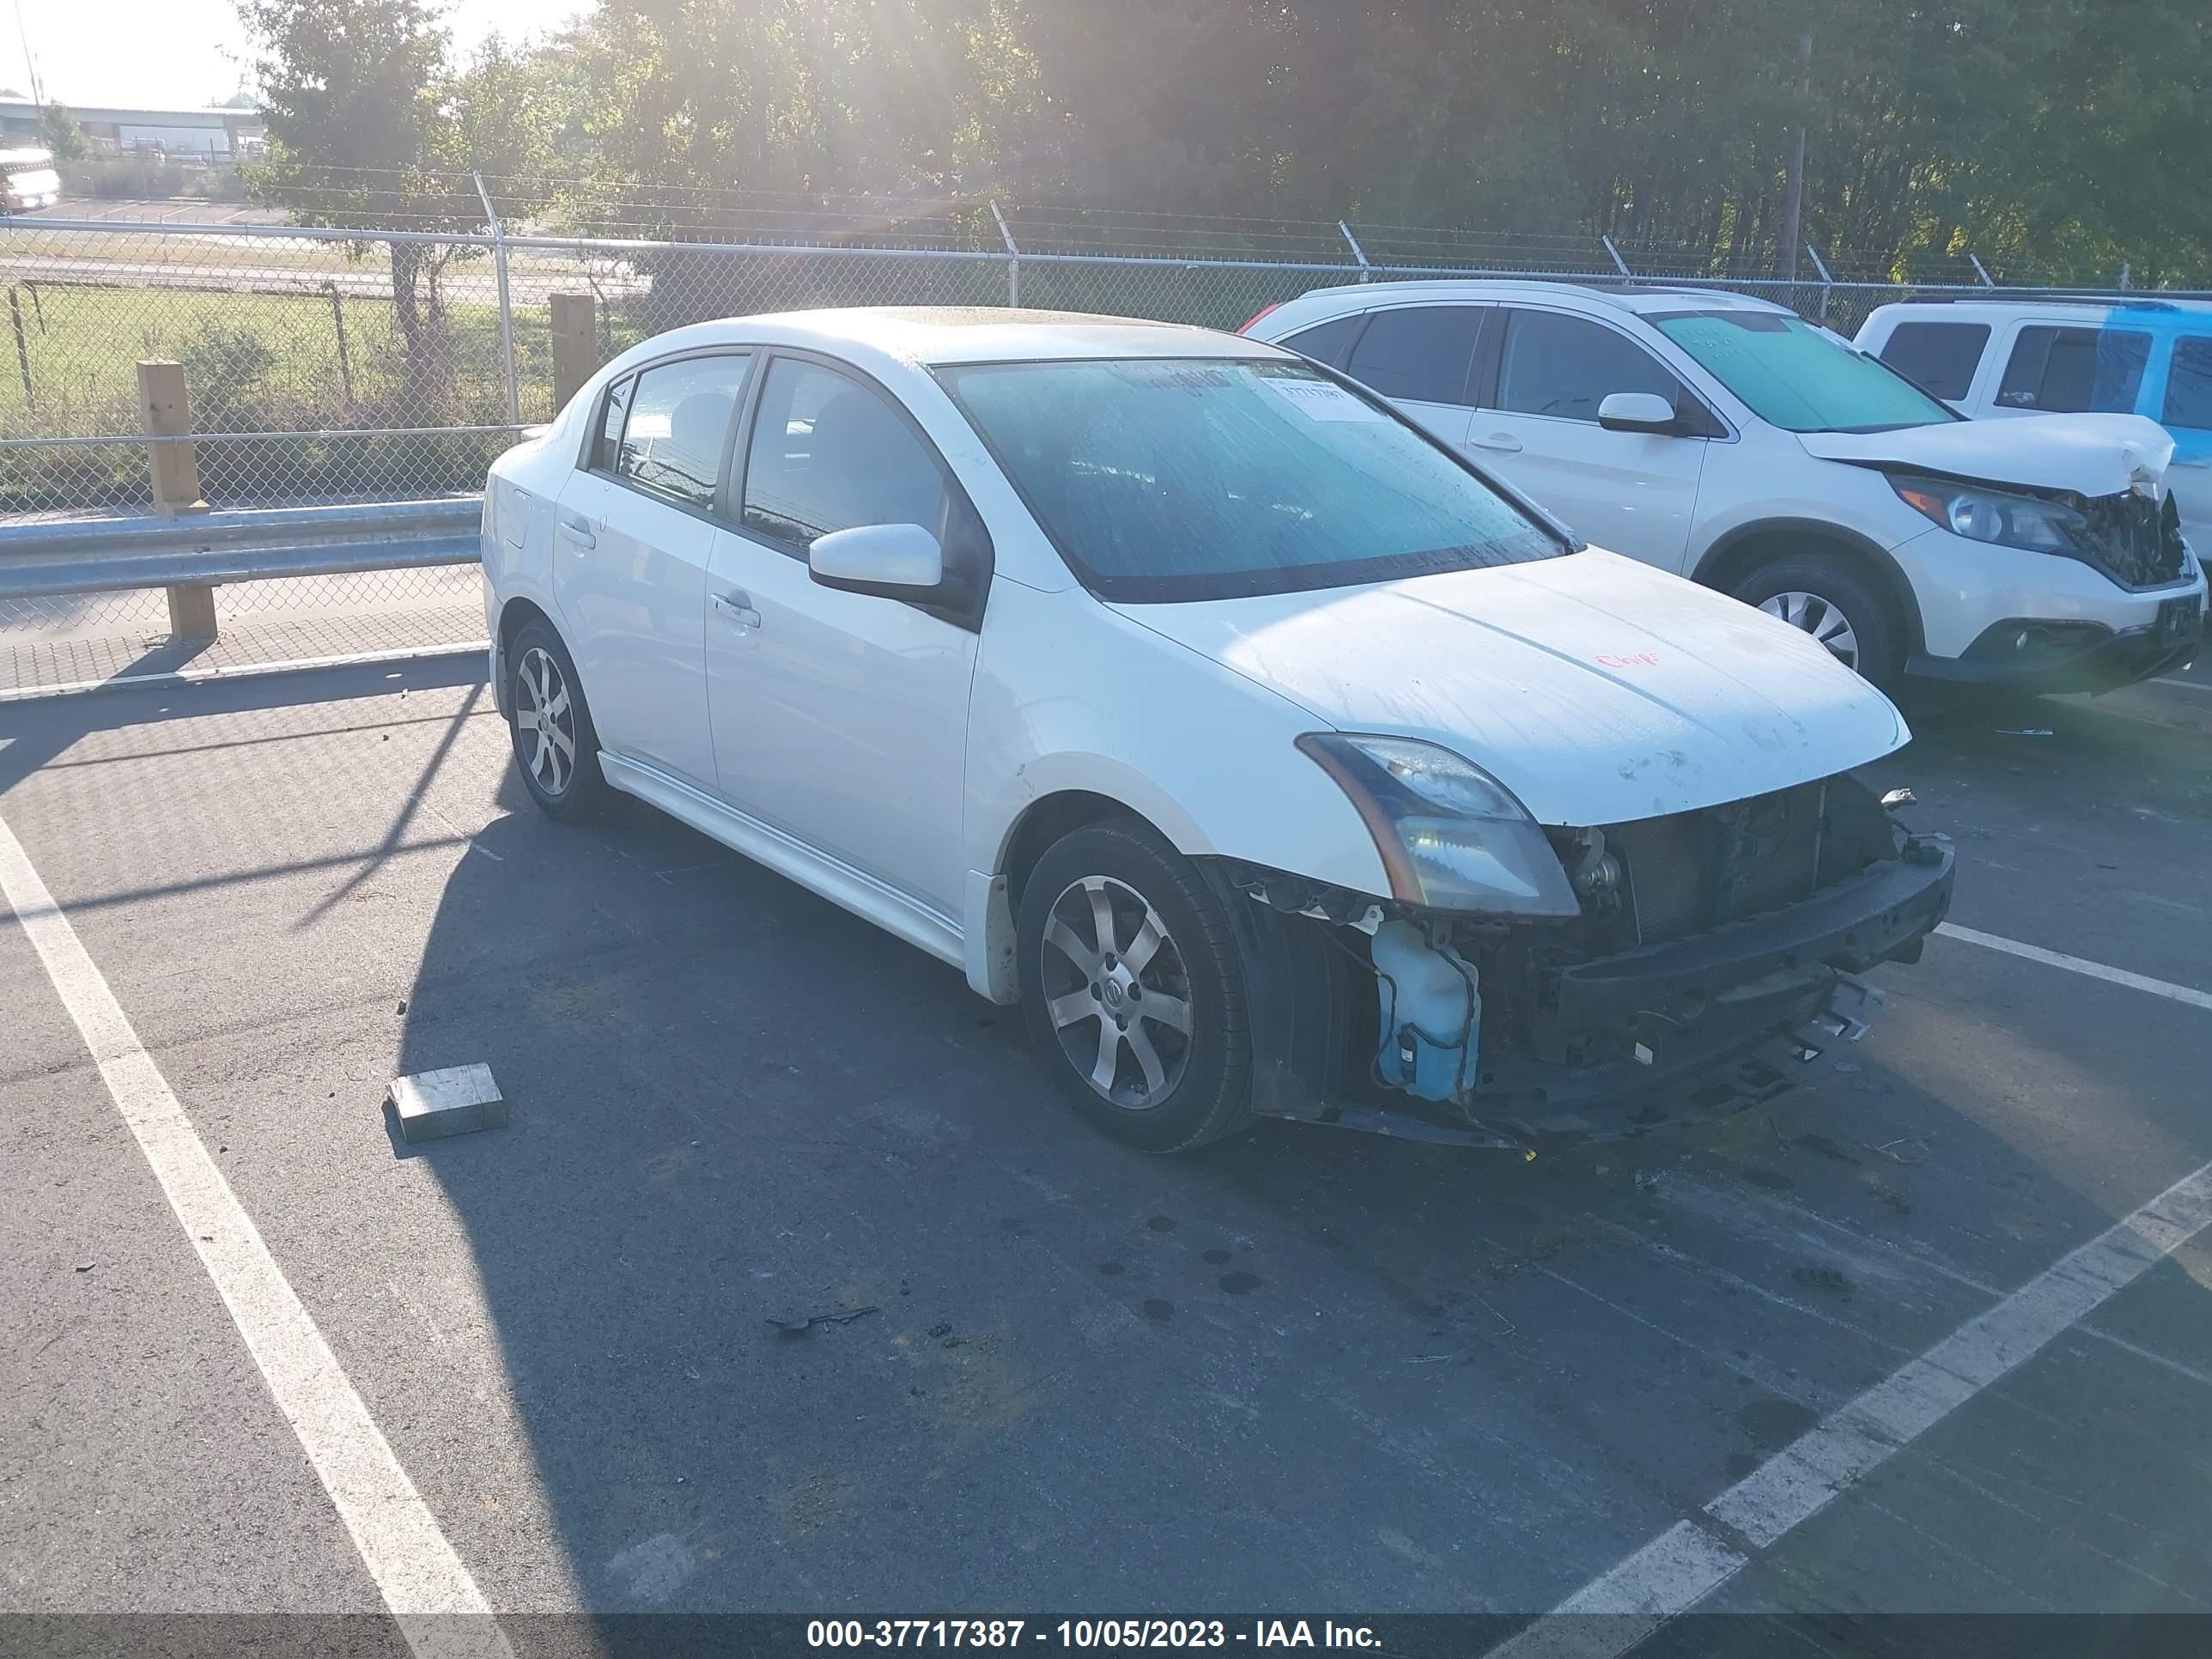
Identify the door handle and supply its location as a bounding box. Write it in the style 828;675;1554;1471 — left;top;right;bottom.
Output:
1468;433;1523;454
714;590;763;629
556;514;596;550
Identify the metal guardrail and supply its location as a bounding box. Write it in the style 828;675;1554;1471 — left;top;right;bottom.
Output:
0;498;481;602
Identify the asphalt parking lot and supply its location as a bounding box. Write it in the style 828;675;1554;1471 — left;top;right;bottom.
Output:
3;649;2211;1651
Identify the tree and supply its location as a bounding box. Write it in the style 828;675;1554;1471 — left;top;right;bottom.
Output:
39;104;88;161
236;0;464;406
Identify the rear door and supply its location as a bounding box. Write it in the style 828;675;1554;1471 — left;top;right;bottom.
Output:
1331;303;1488;447
2152;332;2212;551
1983;319;2151;422
1469;306;1710;571
552;352;751;790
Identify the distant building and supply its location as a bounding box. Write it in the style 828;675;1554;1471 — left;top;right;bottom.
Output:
0;100;266;156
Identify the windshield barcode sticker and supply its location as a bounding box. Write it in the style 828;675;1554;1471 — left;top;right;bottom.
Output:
1262;378;1385;422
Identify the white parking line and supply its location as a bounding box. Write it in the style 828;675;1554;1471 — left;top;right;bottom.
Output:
0;811;509;1659
1936;921;2212;1013
2150;677;2210;694
1486;1158;2212;1658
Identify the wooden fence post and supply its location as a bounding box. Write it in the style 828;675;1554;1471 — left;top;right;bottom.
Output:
550;291;597;413
137;357;217;641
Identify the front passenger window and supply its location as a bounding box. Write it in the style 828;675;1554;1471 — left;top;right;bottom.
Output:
742;359;951;547
613;356;750;511
1496;310;1684;422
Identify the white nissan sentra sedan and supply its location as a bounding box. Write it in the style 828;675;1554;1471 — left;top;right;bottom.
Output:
482;307;1954;1154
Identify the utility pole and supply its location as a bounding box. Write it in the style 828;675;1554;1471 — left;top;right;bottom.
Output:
11;0;47;112
1778;29;1813;283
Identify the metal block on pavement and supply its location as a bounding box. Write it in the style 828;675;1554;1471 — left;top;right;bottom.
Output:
387;1063;507;1142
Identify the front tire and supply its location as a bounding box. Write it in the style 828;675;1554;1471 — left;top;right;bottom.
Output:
1732;552;1906;690
1016;819;1256;1152
507;618;614;820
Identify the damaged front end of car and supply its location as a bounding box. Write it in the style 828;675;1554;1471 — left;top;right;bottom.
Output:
1206;738;1954;1155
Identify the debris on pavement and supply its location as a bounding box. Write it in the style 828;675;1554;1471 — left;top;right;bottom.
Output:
767;1305;880;1336
386;1062;507;1142
1791;1266;1856;1297
1881;787;1917;809
1996;727;2054;738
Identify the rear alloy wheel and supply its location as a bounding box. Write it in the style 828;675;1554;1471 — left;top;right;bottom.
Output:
1733;552;1905;690
507;618;613;820
1017;819;1255;1152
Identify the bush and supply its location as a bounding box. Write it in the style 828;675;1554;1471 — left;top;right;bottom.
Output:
65;153;247;203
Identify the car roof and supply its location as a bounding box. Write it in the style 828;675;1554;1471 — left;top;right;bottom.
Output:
1866;296;2212;322
1272;278;1796;321
623;306;1290;368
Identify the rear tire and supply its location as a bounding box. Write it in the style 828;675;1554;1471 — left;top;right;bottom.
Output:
1732;552;1906;690
1016;818;1256;1152
507;618;615;821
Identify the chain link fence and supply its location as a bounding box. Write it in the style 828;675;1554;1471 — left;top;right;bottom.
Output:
0;203;2195;663
6;210;2191;519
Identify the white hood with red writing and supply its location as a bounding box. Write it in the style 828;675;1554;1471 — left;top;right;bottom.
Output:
1111;548;1906;828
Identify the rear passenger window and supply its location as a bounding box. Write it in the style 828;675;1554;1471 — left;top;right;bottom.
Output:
2162;337;2212;431
742;358;950;548
1495;310;1682;422
1876;321;1989;401
1344;307;1485;406
611;355;750;511
1996;325;2149;413
1279;314;1361;368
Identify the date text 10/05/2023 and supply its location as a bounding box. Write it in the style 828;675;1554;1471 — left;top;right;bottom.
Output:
805;1620;1382;1649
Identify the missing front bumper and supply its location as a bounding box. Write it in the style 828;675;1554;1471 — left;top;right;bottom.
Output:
1209;841;1953;1154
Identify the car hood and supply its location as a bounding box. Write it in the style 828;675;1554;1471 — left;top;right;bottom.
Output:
1798;412;2172;500
1109;549;1907;827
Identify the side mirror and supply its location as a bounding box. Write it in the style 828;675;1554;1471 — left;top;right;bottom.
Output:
1596;392;1681;434
808;522;944;598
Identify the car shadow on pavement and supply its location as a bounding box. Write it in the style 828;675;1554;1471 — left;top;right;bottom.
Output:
383;725;2212;1631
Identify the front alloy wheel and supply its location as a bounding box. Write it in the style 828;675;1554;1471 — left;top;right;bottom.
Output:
1756;590;1861;670
1733;552;1905;689
1039;875;1194;1109
1015;818;1257;1152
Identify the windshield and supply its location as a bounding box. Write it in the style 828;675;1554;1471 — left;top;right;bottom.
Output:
936;358;1565;602
1652;310;1958;433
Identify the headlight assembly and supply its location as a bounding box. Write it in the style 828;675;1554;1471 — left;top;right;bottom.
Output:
1890;474;2086;555
1297;732;1580;917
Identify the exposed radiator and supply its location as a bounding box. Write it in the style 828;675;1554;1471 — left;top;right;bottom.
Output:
1606;781;1827;945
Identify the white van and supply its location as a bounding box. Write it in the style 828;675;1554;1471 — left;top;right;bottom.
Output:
0;147;61;213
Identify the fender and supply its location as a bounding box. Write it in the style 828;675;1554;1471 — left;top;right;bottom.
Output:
1690;516;1926;654
961;754;1224;1004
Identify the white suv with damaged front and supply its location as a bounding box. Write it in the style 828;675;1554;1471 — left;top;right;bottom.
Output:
1246;283;2205;696
482;307;1954;1155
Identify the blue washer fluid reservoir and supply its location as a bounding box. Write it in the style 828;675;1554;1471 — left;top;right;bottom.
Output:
1370;918;1480;1102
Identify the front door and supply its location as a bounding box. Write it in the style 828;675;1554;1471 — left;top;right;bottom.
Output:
552;352;751;789
1469;307;1708;572
703;354;979;921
